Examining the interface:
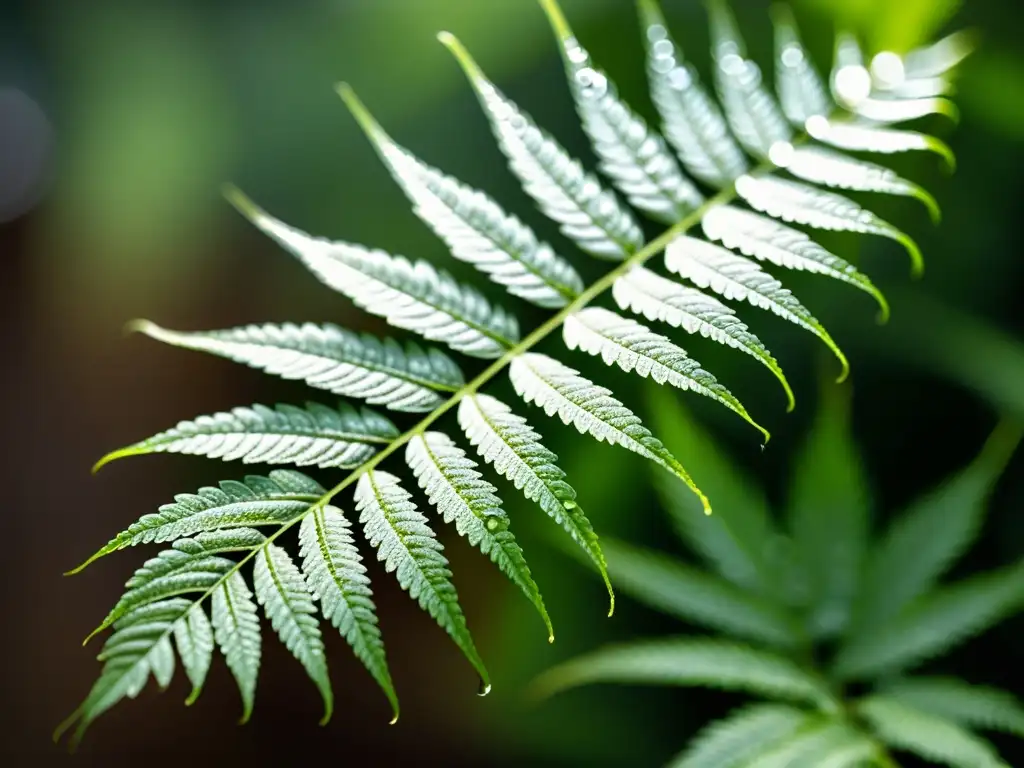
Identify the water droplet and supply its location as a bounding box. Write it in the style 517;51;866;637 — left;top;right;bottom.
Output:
781;46;804;68
477;680;492;697
485;516;501;532
562;500;577;510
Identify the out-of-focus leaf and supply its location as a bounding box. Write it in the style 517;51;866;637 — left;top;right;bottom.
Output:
785;382;870;639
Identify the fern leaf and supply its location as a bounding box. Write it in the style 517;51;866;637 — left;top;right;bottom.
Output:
857;95;959;125
735;174;924;276
354;470;489;691
131;321;463;412
880;677;1024;737
829;32;870;109
903;30;976;80
805;115;956;169
93;529;265;636
665;235;849;381
457;393;613;613
852;422;1022;631
780;145;940;223
406;431;553;641
743;720;877;768
510;352;711;514
648;388;780;596
539;0;703;223
173;604;214;705
562;306;768;442
254;543;332;723
57;599;193;745
702;205;888;319
439;32;644;260
534;638;833;707
225;187;519;358
70;470;324;573
338;84;583;309
771;5;830;127
599;538;800;647
147;635;176;689
212;571;262;723
638;0;748;188
708;0;792;159
786;387;869;639
613;266;794;410
298;505;397;721
858;696;1004;768
834;560;1024;680
93;402;397;472
667;703;808;768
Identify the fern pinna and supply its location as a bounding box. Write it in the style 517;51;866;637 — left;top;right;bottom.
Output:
537;388;1024;768
58;0;969;744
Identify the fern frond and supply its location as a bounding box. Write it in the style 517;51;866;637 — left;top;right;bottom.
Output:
254;543;332;723
648;388;779;596
880;677;1024;737
805;116;956;169
667;703;807;768
743;719;877;768
93;529;266;636
834;560;1024;680
298;505;397;722
539;0;703;223
665;235;849;381
338;84;583;309
406;431;553;641
212;572;262;723
598;538;800;647
130;321;463;412
354;470;489;691
439;32;644;260
509;352;711;514
613;266;794;410
858;696;1004;768
457;393;613;614
174;604;214;706
708;0;792;159
562;307;768;442
56;599;192;745
93;402;398;472
70;470;324;573
770;5;830;127
852;421;1022;631
857;94;959;125
780;145;940;223
735;174;924;276
534;638;834;707
638;0;748;188
702;205;888;319
225;187;519;358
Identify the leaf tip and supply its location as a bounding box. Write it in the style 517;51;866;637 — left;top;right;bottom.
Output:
185;687;202;706
92;447;135;474
222;183;264;221
537;0;574;42
335;82;385;141
388;712;399;726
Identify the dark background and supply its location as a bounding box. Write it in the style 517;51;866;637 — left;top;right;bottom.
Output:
3;0;1024;765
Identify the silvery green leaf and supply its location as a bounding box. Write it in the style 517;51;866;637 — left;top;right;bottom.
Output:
226;187;519;358
638;0;747;187
131;321;462;412
339;85;583;309
440;33;643;260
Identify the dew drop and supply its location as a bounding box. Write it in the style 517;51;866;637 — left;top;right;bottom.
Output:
477;680;492;697
562;500;577;510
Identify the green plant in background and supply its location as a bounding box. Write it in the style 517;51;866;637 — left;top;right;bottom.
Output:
56;0;969;746
539;386;1024;767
